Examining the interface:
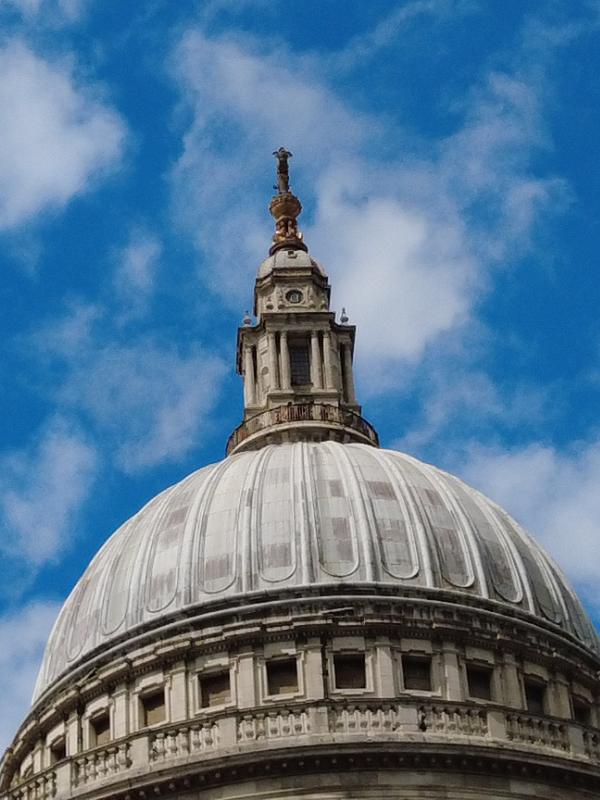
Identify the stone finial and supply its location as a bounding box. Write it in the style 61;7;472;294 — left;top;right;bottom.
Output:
268;147;308;255
340;308;349;324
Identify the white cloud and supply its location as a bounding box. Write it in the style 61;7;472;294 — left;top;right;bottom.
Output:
0;601;60;754
57;340;227;472
0;41;125;229
458;440;600;609
113;231;162;321
0;417;97;565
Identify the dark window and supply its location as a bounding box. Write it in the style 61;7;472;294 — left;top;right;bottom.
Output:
266;658;298;695
467;665;493;700
402;656;432;691
289;339;311;385
573;696;591;726
49;737;66;764
524;679;546;714
141;689;166;726
334;654;366;689
90;713;111;747
200;672;231;708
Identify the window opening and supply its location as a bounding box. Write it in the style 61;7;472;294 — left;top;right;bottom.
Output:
49;737;66;764
289;338;311;386
467;664;493;700
573;696;591;726
402;655;432;691
200;671;231;708
141;689;166;726
524;679;545;715
334;653;366;689
266;658;298;695
90;712;111;747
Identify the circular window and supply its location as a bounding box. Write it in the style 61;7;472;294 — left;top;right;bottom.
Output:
286;289;303;304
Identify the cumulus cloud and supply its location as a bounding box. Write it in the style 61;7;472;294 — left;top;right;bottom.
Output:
170;16;569;382
0;41;125;229
458;440;600;609
0;417;97;566
0;602;60;753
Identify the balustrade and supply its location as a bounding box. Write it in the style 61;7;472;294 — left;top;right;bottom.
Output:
505;713;569;751
330;703;400;735
238;709;310;742
72;743;130;786
418;703;488;738
150;722;218;762
8;771;55;800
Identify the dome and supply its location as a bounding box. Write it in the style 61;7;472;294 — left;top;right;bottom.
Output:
35;441;599;701
257;248;325;278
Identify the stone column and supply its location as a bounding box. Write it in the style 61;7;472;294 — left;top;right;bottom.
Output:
236;651;257;709
501;653;522;708
342;343;356;404
303;639;325;700
442;642;462;701
311;331;323;388
322;331;333;390
112;683;129;739
279;331;291;390
267;331;280;391
548;673;572;719
169;661;188;722
243;345;255;406
65;710;80;757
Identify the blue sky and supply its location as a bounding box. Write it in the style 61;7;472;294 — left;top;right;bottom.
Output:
1;0;600;750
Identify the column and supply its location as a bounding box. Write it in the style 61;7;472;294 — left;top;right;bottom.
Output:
279;331;291;389
267;331;280;390
342;343;356;403
311;331;322;388
442;642;462;701
112;683;129;738
243;345;255;406
322;331;333;389
169;661;188;722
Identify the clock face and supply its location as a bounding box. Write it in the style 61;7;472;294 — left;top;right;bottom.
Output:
286;289;303;304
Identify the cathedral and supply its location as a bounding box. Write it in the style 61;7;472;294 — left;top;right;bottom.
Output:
2;151;600;800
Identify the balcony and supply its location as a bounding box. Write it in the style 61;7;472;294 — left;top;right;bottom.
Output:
226;402;379;455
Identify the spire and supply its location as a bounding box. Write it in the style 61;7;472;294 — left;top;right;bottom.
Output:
226;152;379;455
268;147;308;255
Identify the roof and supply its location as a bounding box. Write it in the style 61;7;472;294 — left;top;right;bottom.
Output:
34;442;600;700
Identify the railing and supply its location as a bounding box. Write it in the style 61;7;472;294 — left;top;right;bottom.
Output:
8;770;55;800
329;702;401;735
419;703;488;738
5;700;600;798
226;403;379;454
150;722;218;761
237;709;310;741
584;729;600;762
505;713;569;751
72;743;130;786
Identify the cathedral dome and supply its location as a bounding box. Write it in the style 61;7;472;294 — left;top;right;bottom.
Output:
34;441;599;701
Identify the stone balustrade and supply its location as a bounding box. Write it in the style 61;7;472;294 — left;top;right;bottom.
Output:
505;712;569;752
8;770;55;800
418;703;489;738
237;709;310;742
5;699;600;800
72;743;131;786
150;722;218;762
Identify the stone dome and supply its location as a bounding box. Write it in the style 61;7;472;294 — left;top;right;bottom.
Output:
257;248;325;278
34;441;599;701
